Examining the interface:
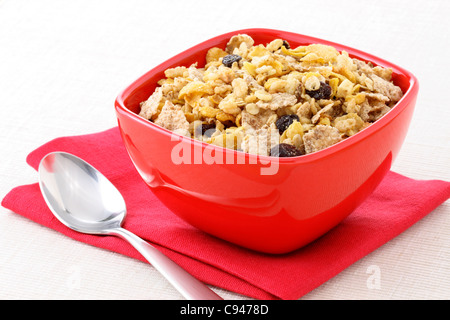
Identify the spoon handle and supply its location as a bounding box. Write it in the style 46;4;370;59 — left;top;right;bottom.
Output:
107;227;223;300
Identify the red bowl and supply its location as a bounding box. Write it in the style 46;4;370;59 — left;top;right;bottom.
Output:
115;28;419;254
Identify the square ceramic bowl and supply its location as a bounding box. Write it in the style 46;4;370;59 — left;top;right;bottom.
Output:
115;28;418;254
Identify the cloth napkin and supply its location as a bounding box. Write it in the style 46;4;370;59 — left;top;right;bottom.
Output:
2;127;450;300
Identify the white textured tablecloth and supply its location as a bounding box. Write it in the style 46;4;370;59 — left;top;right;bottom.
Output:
1;0;449;300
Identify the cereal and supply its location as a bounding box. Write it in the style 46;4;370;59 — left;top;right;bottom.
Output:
242;123;279;156
139;87;164;120
154;100;190;137
333;113;365;136
139;34;404;157
256;92;298;110
245;103;260;115
226;34;255;54
303;125;343;154
205;47;228;68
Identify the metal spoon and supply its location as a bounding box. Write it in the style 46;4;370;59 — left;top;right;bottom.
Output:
38;151;222;300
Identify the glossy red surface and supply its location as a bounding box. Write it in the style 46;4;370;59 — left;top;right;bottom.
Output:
115;28;419;254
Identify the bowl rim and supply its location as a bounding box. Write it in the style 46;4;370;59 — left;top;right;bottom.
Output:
114;28;419;165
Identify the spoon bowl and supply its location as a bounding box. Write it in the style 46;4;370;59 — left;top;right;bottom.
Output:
38;151;222;300
39;152;125;233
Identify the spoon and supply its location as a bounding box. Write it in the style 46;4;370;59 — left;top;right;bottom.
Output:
38;151;222;300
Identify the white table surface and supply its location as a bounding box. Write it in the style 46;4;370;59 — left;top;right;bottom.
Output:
1;0;449;300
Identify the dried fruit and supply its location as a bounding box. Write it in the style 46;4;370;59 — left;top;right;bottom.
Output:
275;114;300;133
282;40;290;49
196;123;216;137
270;143;303;157
222;54;242;68
305;81;332;100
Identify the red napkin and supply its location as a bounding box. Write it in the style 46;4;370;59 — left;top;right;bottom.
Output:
2;127;450;300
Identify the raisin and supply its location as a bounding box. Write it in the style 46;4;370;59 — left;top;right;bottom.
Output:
270;143;303;157
275;114;300;134
305;81;332;100
222;54;242;68
196;123;216;137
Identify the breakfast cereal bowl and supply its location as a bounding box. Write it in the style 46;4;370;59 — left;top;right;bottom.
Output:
114;28;418;254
